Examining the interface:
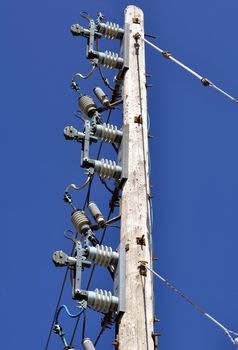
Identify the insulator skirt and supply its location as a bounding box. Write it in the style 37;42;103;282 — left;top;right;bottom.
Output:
87;288;118;313
71;210;91;233
94;123;123;143
78;95;97;117
98;21;124;40
94;158;122;179
98;50;123;69
87;244;119;267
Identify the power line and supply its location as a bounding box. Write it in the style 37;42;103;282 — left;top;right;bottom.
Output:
143;37;238;104
141;262;238;347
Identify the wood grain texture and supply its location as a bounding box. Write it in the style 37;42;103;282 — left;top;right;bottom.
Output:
118;6;154;350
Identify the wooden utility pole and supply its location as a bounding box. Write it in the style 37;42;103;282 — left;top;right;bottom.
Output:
118;5;154;350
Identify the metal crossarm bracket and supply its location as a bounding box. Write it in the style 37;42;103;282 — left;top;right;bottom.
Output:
64;122;123;180
52;242;91;299
81;120;93;168
113;243;125;317
64;125;97;144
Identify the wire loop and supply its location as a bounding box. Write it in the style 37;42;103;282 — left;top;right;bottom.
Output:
72;63;96;81
65;176;91;194
63;229;77;244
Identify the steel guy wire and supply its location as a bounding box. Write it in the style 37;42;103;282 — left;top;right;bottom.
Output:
141;263;238;347
143;38;238;104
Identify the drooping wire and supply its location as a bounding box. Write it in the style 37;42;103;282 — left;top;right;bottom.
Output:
142;263;238;347
71;64;96;81
143;38;238;104
45;268;70;350
55;304;84;324
99;177;114;194
65;176;91;193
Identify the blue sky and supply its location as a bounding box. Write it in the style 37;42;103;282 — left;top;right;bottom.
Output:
1;1;238;349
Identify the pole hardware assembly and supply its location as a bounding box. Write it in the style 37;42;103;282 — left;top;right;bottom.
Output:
64;121;123;181
53;240;125;315
64;83;124;181
70;12;125;70
64;194;120;234
48;8;139;350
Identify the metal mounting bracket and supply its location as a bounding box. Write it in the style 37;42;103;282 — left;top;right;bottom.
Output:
113;243;125;317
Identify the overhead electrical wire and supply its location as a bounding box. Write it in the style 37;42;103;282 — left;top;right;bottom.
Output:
71;64;96;81
55;304;84;324
143;38;238;104
141;263;238;347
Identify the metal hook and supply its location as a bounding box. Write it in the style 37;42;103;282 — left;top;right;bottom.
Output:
64;229;77;244
80;11;92;22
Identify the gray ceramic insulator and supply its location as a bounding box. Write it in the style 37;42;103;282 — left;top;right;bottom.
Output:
98;51;123;69
71;210;91;233
93;123;123;144
98;21;124;40
87;288;119;313
78;95;97;118
87;244;119;267
94;159;122;179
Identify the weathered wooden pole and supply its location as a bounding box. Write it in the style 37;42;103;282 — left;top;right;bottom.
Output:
118;5;154;350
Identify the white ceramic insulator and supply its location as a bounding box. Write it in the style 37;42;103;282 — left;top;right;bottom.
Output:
87;288;118;313
99;51;123;69
99;21;124;40
94;123;122;143
94;158;122;179
235;337;238;346
87;244;119;267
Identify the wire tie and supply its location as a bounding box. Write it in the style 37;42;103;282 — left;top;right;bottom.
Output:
162;51;171;59
201;77;211;87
